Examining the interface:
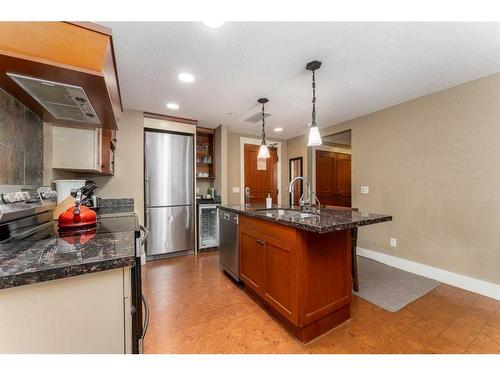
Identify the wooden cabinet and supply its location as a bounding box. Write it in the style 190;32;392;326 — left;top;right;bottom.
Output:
196;127;215;179
100;129;116;175
239;215;352;342
51;125;115;175
315;150;351;207
261;234;297;323
239;228;262;294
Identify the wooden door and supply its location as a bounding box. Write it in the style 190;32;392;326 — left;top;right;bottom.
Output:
239;225;262;294
335;153;352;207
261;234;298;324
315;150;337;205
244;144;278;204
315;150;351;207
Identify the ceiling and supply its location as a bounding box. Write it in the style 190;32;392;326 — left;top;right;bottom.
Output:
100;22;500;140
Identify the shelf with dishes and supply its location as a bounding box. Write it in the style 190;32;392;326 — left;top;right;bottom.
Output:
196;127;215;179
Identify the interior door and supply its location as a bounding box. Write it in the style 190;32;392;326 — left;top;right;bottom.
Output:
244;144;278;204
315;150;351;207
335;153;352;207
315;150;337;205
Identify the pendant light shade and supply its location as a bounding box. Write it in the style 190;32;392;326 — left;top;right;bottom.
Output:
306;60;322;147
258;143;270;158
307;125;322;147
257;98;270;159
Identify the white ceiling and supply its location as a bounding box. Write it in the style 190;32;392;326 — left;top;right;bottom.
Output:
101;22;500;139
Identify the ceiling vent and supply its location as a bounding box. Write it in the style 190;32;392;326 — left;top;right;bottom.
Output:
244;112;271;123
7;73;100;125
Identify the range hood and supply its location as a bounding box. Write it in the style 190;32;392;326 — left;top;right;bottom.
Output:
7;73;100;125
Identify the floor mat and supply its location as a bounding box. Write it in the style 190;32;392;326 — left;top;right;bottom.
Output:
354;256;440;312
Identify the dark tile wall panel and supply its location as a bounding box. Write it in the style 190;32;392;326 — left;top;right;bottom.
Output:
0;88;43;186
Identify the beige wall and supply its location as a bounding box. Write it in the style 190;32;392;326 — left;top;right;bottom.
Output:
286;73;500;284
92;110;145;225
227;132;288;205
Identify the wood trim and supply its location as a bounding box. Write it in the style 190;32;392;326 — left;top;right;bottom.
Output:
144;111;198;125
65;22;113;36
196;126;215;134
65;22;123;112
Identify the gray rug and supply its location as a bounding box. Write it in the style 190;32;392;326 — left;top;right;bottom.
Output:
354;256;440;312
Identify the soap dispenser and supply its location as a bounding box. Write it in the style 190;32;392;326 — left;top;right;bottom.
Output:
266;193;272;209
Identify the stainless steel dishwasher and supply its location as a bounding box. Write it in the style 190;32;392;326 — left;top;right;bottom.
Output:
218;209;239;281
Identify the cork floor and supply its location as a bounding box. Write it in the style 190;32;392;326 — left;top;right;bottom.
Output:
142;251;500;354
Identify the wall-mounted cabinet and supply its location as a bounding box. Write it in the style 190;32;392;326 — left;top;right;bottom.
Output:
196;127;215;180
51;125;115;175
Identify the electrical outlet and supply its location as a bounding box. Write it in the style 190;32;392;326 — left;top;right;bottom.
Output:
361;185;369;194
390;238;397;247
196;187;200;194
232;187;240;193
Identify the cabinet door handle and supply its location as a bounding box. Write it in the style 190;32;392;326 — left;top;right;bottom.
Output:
256;239;265;245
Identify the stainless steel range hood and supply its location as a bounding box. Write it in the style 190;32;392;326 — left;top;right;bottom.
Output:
7;73;100;125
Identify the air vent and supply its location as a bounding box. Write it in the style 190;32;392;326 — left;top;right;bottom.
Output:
7;73;100;125
244;112;271;123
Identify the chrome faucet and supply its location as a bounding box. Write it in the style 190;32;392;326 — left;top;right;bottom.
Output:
288;177;321;213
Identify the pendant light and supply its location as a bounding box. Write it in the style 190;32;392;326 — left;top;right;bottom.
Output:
306;60;322;146
257;97;270;159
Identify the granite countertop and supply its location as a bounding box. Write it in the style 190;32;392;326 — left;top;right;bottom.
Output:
219;204;392;233
0;212;138;290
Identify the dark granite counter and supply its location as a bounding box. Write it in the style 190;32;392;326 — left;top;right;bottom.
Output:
219;204;392;233
0;213;138;290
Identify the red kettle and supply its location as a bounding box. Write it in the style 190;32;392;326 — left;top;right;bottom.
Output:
58;190;97;229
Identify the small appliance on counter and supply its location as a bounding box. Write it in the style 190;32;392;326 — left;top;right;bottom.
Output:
58;190;97;230
54;179;86;204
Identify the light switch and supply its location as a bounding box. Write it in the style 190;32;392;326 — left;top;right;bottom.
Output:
390;238;397;247
232;187;240;193
361;185;369;194
196;187;200;194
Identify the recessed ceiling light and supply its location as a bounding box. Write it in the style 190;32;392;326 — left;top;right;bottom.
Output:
274;127;283;132
202;20;224;28
178;72;195;83
166;103;179;110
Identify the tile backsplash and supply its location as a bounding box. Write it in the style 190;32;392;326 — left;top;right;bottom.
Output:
0;88;43;186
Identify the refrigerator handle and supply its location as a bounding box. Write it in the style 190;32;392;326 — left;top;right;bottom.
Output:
145;177;151;206
145;209;151;229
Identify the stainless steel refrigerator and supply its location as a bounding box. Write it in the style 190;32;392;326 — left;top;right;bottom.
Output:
144;130;194;258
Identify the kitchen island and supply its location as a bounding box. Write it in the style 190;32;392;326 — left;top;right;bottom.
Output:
219;204;392;343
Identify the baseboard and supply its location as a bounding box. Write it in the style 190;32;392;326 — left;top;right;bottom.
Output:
357;247;500;301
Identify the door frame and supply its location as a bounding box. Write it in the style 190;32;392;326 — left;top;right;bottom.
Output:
240;137;282;205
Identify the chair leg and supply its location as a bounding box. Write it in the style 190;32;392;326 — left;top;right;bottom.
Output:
351;228;359;292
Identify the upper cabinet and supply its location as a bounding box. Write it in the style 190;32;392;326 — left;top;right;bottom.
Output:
196;127;216;179
51;125;116;175
0;22;122;129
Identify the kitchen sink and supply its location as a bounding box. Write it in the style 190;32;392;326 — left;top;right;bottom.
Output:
257;209;319;220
